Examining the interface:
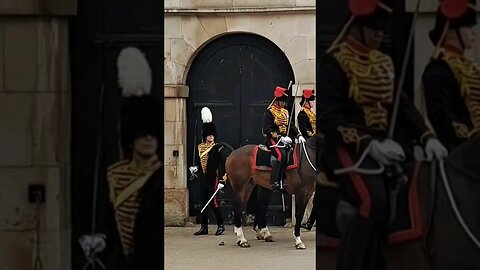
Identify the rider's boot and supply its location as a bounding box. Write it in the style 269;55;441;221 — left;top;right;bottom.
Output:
271;160;285;192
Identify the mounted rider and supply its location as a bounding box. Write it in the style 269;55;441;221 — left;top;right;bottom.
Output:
297;89;316;140
422;0;480;152
317;0;448;268
263;86;306;191
297;88;318;230
190;107;225;236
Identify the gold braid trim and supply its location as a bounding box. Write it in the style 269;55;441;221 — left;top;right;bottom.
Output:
452;122;472;139
198;142;216;173
337;126;360;144
334;43;394;130
269;106;289;135
442;50;480;130
303;107;316;136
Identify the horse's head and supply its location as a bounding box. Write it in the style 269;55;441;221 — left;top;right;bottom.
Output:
206;142;234;179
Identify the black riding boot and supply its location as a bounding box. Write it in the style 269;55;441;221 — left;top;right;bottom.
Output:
270;160;285;191
337;215;374;270
194;225;208;235
212;207;225;235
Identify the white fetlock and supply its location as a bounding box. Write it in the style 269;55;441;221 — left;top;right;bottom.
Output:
294;234;306;249
263;227;274;242
235;226;250;247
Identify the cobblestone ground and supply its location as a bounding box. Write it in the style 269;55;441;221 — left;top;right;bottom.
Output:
164;225;316;270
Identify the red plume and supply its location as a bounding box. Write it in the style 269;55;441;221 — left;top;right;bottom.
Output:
274;86;287;98
302;89;314;99
441;0;469;19
349;0;380;16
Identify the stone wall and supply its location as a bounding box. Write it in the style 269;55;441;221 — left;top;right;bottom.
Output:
165;0;315;9
0;0;77;15
164;2;315;225
0;17;71;270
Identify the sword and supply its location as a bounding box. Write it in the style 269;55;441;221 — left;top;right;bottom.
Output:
385;0;423;226
200;183;225;213
286;82;301;137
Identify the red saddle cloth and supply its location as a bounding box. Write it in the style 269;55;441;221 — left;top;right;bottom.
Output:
251;144;299;171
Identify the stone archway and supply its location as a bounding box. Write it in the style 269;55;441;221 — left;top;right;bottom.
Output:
185;33;295;224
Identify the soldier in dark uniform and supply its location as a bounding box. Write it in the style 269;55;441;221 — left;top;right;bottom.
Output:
107;95;163;270
263;86;306;191
423;0;480;152
297;88;318;230
190;107;225;236
298;89;316;139
317;1;448;269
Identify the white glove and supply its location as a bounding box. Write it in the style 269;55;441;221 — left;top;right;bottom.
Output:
424;138;448;161
280;136;293;145
79;234;107;257
218;183;225;190
368;139;405;165
189;166;198;174
298;136;306;143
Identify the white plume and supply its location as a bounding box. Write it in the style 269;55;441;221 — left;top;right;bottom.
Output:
201;107;212;123
117;47;152;97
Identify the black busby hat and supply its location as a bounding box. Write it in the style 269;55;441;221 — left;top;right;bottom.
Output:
300;89;315;106
201;107;217;141
121;96;162;148
351;0;393;31
429;0;477;45
117;46;160;157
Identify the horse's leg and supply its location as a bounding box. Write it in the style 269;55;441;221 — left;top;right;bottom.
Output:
293;185;308;249
254;186;275;242
232;183;255;248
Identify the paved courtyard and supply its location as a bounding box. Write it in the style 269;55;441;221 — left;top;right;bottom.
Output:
164;225;316;270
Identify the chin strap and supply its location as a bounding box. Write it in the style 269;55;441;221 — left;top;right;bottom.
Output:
454;27;466;50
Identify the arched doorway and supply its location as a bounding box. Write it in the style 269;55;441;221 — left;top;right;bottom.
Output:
186;33;295;224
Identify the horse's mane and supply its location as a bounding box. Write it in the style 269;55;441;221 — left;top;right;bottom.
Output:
212;142;234;153
205;142;233;177
448;135;480;178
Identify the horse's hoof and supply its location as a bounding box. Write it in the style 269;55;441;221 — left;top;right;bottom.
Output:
240;241;250;248
265;235;275;242
256;235;263;240
295;243;306;249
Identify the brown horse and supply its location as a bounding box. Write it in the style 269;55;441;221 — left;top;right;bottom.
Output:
316;135;480;269
224;136;317;249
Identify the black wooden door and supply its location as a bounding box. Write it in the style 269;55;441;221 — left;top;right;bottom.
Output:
186;34;295;225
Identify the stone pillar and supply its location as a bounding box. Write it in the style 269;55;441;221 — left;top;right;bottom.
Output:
164;85;189;226
0;18;71;270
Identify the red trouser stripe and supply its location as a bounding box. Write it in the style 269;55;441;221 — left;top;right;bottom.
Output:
337;147;372;217
213;175;219;208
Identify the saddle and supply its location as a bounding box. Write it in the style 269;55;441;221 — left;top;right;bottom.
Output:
316;161;425;249
251;144;299;171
